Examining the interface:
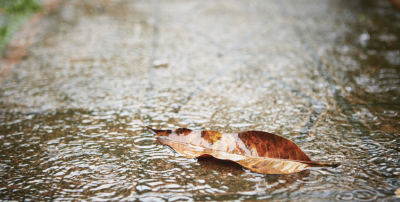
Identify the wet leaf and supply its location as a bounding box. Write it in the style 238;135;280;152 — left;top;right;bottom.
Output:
147;127;339;174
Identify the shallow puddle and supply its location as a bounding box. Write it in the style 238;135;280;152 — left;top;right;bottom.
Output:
0;109;398;201
1;0;400;201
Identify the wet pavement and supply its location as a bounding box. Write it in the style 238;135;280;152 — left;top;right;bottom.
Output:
0;0;400;201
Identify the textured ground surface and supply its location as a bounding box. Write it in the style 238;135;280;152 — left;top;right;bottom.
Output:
0;0;399;201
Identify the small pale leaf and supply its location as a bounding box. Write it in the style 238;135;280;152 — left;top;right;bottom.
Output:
147;127;339;174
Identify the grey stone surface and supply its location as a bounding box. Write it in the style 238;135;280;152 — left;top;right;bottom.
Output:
0;0;399;201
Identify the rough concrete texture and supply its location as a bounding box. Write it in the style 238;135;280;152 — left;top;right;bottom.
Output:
0;0;399;201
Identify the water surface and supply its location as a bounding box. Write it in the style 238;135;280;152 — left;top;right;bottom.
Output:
0;0;400;201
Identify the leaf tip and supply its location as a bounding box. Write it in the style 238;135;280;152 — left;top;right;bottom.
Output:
146;126;157;135
318;162;341;168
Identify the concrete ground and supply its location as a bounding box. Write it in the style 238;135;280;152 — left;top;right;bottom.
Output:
0;0;399;201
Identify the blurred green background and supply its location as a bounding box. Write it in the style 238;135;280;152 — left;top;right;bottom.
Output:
0;0;41;51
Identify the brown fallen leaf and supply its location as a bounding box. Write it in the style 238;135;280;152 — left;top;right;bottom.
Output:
147;127;339;174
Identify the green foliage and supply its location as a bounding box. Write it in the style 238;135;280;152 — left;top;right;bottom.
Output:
0;26;6;39
1;0;41;14
0;0;42;51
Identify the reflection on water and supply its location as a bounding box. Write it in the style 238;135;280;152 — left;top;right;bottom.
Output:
0;0;400;201
0;110;398;201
